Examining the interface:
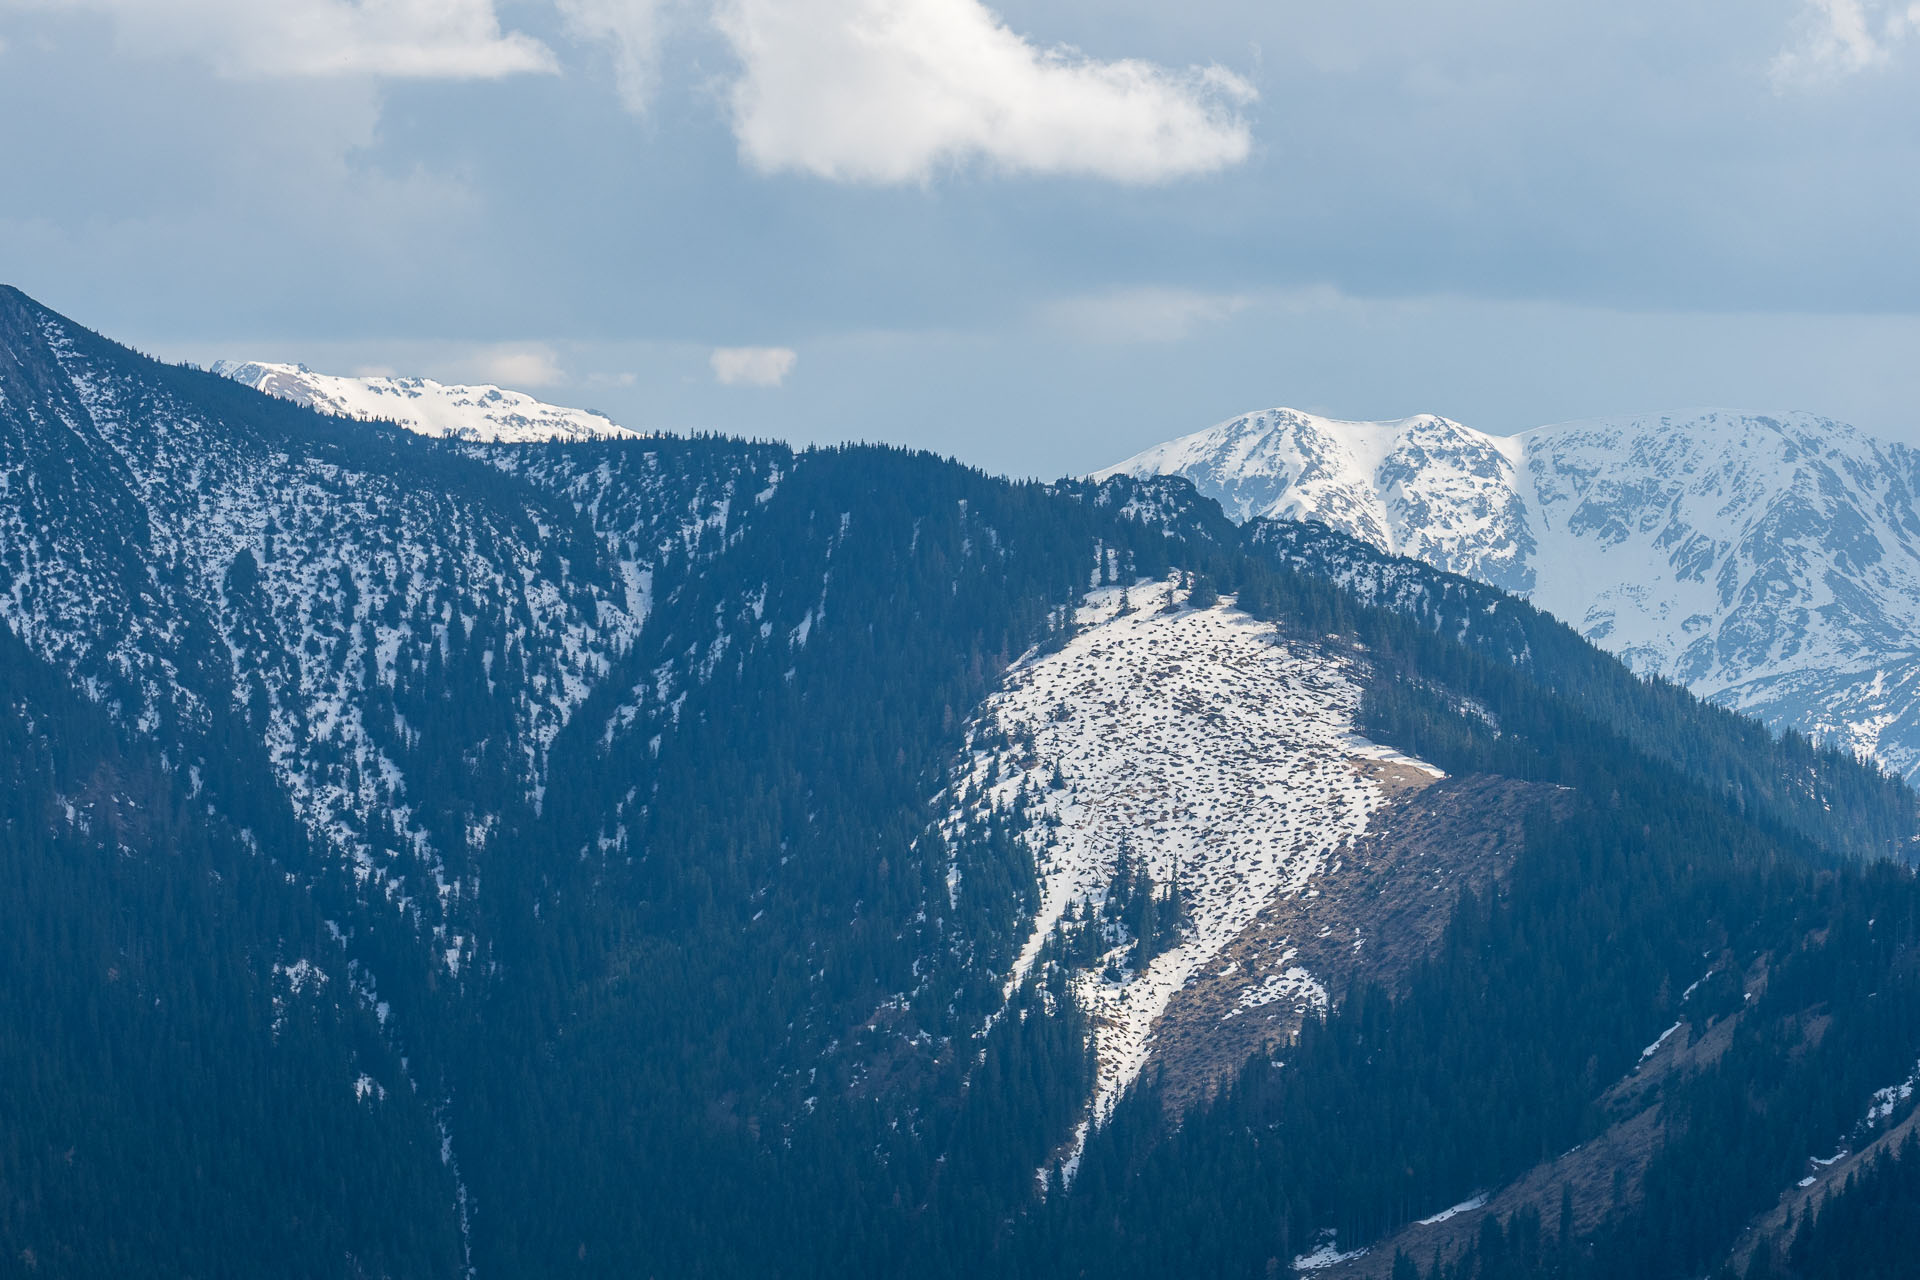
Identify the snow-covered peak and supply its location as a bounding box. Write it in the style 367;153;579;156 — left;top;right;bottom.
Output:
213;360;643;444
1104;406;1920;784
1097;408;1532;593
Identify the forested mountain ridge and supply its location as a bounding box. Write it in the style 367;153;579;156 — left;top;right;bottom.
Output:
4;285;1919;1278
1101;406;1920;786
1241;514;1919;865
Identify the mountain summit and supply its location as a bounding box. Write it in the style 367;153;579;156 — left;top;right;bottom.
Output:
1102;406;1920;783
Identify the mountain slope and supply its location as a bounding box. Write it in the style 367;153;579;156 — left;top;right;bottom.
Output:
3;298;755;934
0;618;465;1279
1100;407;1920;784
945;575;1442;1124
213;360;641;442
5;286;1920;1280
1242;514;1918;865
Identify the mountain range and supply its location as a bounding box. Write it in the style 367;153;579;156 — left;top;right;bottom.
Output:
1102;407;1920;785
4;287;1920;1280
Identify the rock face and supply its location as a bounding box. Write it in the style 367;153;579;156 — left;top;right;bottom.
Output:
1102;407;1920;784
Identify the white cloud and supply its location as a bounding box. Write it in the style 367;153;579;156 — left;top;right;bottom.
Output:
1043;287;1254;344
1773;0;1920;84
555;0;670;110
472;344;568;387
17;0;1253;184
6;0;556;78
710;345;797;386
712;0;1255;184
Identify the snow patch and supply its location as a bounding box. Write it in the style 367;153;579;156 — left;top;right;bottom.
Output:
1294;1232;1368;1271
1417;1192;1489;1226
1638;1020;1683;1064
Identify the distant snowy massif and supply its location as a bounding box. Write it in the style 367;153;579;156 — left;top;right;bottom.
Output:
214;360;641;443
1102;408;1920;785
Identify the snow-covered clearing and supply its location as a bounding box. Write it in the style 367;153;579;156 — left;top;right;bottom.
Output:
948;575;1439;1121
1864;1059;1920;1128
1294;1232;1369;1271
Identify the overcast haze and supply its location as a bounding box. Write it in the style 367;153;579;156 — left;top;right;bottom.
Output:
4;0;1918;476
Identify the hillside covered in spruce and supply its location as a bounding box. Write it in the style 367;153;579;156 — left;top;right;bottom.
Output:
2;286;1918;1279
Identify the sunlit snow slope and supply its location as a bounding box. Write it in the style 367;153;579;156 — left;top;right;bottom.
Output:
945;575;1439;1118
214;361;641;443
1102;408;1920;784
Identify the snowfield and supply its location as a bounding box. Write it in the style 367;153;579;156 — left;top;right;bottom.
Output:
947;575;1439;1120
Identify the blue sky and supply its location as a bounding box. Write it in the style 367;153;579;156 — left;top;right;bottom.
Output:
4;0;1918;476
